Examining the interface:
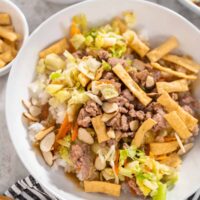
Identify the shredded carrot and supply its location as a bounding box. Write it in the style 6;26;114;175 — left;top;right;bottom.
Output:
71;122;79;142
70;21;81;38
114;150;120;175
56;114;72;141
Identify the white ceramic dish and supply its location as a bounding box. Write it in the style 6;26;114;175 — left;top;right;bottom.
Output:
6;0;200;199
178;0;200;16
0;0;29;77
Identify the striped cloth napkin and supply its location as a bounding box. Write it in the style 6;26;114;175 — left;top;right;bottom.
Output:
2;175;200;200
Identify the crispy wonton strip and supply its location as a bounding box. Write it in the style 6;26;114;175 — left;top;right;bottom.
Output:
92;115;109;143
150;141;179;155
156;79;189;94
163;54;200;73
132;118;157;147
147;36;179;62
130;31;150;57
0;26;18;42
157;92;198;131
164;111;192;139
1;25;14;31
151;62;197;80
84;181;121;197
0;51;13;63
159;153;181;168
0;40;3;53
112;64;152;106
39;38;68;58
0;13;11;25
0;58;5;68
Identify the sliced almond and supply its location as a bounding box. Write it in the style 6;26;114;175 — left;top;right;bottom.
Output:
102;102;118;114
86;92;103;105
42;151;53;166
40;132;55;152
107;129;115;139
23;112;38;122
78;128;94;144
31;98;40;106
22;100;31;110
178;143;194;155
146;76;155;88
95;156;106;171
29;105;41;117
35;126;55;141
101;111;118;122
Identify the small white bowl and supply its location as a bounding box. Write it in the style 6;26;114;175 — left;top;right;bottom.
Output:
178;0;200;15
0;0;29;77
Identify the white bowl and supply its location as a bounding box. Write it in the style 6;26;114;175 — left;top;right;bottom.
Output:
0;0;29;76
178;0;200;15
6;0;200;199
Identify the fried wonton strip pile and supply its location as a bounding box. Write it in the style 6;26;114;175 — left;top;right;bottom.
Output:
156;79;189;94
92;115;109;143
84;181;121;197
150;141;179;155
130;31;150;57
147;36;179;62
164;111;192;139
157;92;198;131
112;64;152;106
39;38;68;58
151;62;197;80
132;118;157;147
163;54;200;74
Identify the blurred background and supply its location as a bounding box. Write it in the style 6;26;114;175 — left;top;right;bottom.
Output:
0;0;200;194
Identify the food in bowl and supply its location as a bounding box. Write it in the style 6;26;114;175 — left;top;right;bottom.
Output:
0;12;21;68
192;0;200;6
22;12;199;199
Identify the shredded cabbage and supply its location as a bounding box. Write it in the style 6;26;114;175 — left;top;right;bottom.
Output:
50;70;62;80
63;50;75;63
58;137;73;165
45;53;65;71
153;183;167;200
68;90;89;105
100;84;119;99
70;34;85;50
102;61;111;71
54;89;71;103
118;145;177;198
46;84;64;95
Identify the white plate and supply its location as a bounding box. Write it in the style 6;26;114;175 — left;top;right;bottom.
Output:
6;0;200;199
178;0;200;15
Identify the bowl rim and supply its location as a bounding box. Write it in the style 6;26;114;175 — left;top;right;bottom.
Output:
5;0;200;199
178;0;200;15
0;0;29;76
